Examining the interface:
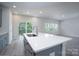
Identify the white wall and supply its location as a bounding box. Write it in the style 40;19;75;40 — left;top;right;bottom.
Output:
12;14;60;40
61;17;79;37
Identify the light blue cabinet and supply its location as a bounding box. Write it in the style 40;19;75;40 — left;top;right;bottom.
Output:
0;33;9;49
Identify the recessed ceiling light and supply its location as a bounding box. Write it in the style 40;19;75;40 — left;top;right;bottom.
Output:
26;11;30;14
62;15;65;17
40;11;43;14
13;5;16;8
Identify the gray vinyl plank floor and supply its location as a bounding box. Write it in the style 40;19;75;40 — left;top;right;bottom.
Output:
0;36;25;56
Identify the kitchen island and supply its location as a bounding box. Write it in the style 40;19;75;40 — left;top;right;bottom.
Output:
23;33;72;56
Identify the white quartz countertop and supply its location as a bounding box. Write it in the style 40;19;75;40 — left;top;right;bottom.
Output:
24;33;72;53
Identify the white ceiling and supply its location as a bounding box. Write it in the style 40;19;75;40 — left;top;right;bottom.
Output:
1;2;79;20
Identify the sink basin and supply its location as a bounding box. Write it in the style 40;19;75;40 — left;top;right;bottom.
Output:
27;33;37;37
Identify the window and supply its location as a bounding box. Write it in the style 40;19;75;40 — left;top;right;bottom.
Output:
19;22;26;35
19;21;32;35
27;22;32;33
45;23;58;33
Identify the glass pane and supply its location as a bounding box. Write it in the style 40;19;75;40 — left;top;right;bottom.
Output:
45;23;58;33
27;22;32;33
19;22;26;35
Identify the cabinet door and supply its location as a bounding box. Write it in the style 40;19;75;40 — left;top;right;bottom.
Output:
36;44;62;56
0;33;9;49
0;7;2;27
3;35;8;48
0;39;3;48
24;38;35;56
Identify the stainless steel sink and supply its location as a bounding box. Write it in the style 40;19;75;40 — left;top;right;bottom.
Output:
27;34;37;37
